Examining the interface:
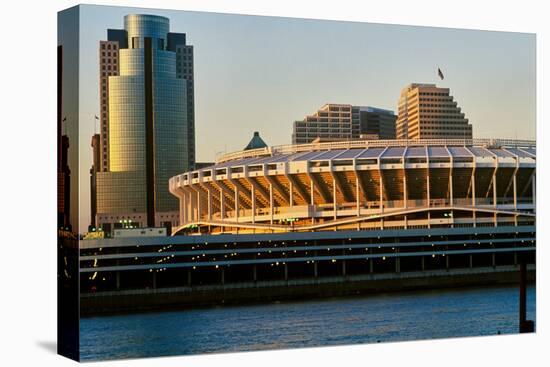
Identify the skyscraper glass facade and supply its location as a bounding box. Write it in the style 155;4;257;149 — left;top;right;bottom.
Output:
95;14;192;229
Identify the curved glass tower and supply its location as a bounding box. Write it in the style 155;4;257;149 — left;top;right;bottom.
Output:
94;14;194;231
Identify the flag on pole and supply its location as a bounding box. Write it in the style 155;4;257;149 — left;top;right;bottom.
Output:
437;67;444;80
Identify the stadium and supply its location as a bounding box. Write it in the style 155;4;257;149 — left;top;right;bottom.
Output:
79;138;536;309
169;139;536;235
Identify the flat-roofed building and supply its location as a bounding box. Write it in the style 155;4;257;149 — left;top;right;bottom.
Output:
292;104;357;144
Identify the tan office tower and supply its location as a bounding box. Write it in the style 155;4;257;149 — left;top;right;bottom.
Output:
396;83;472;140
292;104;358;144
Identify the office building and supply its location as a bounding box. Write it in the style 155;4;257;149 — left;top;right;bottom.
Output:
92;14;195;232
356;106;397;139
292;104;396;144
396;83;472;139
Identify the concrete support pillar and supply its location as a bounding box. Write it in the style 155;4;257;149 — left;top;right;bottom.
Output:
379;173;384;212
403;172;408;209
426;174;431;207
449;174;454;206
116;271;120;290
221;268;225;284
310;180;315;224
179;195;185;226
396;257;401;273
207;189;212;221
471;171;476;206
356;175;360;216
220;189;225;221
253;264;257;282
310;179;314;205
284;264;288;281
152;272;157;289
333;177;337;220
269;183;274;225
492;253;496;268
469;254;473;268
513;174;517;210
369;258;374;273
251;185;256;224
493;172;498;207
234;186;239;221
445;254;449;270
421;256;425;271
289;181;294;207
187;269;191;286
514;252;518;267
196;189;201;221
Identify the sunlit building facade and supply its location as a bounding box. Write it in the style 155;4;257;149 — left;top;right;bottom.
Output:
396;84;472;140
170;139;535;235
94;14;194;232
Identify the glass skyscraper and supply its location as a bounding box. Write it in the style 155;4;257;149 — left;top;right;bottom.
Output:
93;14;194;232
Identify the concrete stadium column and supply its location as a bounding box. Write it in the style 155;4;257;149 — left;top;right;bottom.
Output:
221;268;225;285
333;177;337;220
152;272;157;289
513;173;518;210
187;190;192;223
379;173;384;212
449;173;454;206
421;256;425;271
180;194;190;226
234;185;239;221
471;167;477;227
369;258;374;273
269;183;274;225
445;254;449;270
403;172;408;209
469;254;473;268
187;269;191;286
355;175;360;217
310;179;314;205
207;188;212;221
493;172;498;207
196;189;201;221
471;169;476;206
289;181;294;207
310;180;315;224
220;189;225;221
251;185;256;224
284;264;288;281
426;173;431;207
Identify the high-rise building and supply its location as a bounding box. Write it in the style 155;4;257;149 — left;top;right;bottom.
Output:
93;14;195;233
396;83;472;140
292;104;396;144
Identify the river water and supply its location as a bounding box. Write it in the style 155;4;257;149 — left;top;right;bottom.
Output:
80;284;535;361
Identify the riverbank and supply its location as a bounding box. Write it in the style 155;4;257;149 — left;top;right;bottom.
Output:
80;265;535;316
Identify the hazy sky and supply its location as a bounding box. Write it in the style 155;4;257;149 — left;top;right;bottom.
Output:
75;4;535;230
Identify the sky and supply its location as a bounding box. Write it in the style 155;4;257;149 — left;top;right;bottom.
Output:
72;4;535;231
